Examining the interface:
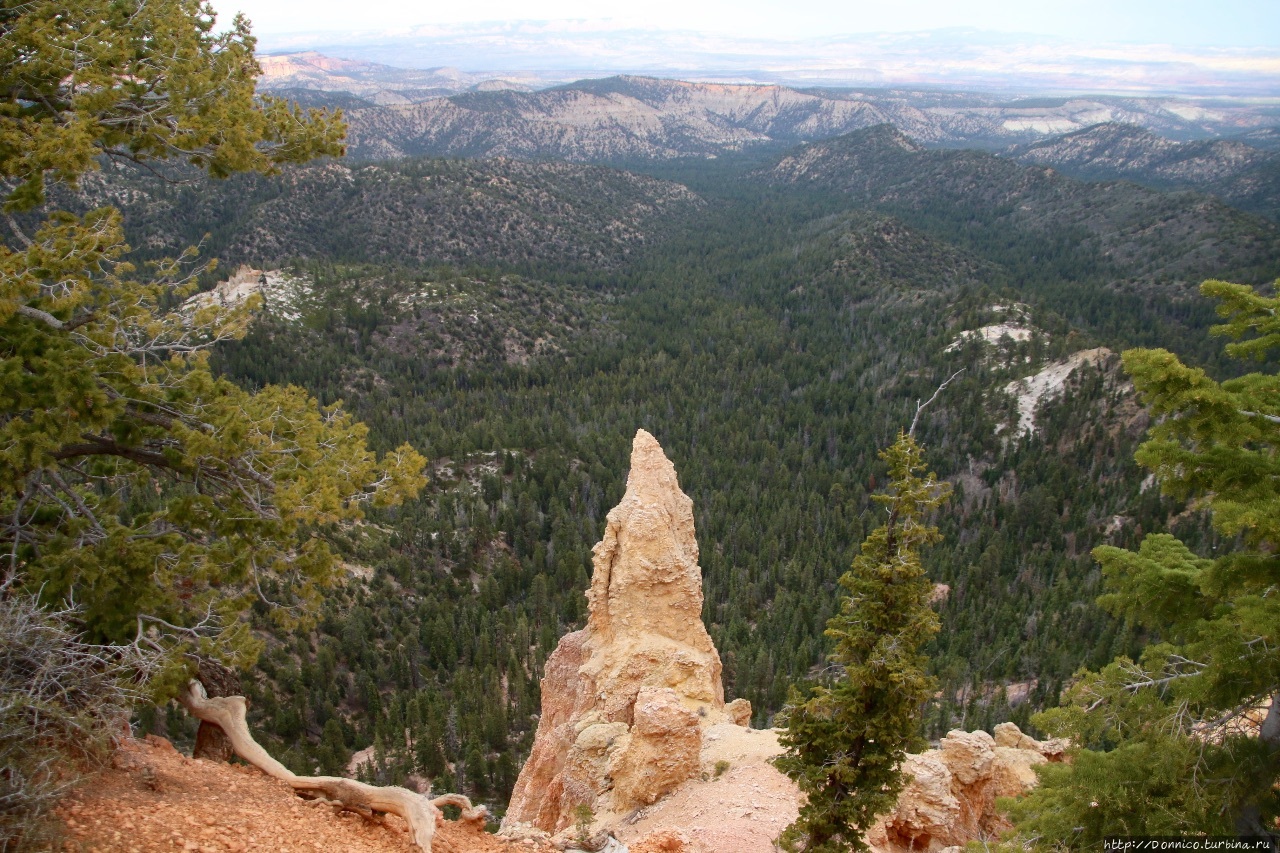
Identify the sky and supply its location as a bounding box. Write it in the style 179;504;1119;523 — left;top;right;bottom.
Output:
219;0;1280;49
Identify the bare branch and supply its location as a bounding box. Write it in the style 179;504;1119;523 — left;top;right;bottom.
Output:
14;304;97;332
45;468;106;538
1239;409;1280;426
6;214;33;248
16;304;66;330
53;435;181;470
249;556;295;612
97;146;198;185
178;679;486;852
909;369;965;438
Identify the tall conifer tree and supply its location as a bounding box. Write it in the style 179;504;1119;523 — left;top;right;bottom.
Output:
777;430;950;852
0;0;421;681
1011;279;1280;839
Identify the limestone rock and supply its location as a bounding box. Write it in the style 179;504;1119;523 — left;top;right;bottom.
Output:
936;730;995;786
992;721;1035;750
629;830;693;853
725;698;752;727
994;721;1069;761
869;724;1062;853
991;746;1047;798
608;688;702;808
873;753;960;851
505;430;743;835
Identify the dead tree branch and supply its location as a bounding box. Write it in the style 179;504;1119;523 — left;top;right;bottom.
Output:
909;369;965;438
177;679;486;852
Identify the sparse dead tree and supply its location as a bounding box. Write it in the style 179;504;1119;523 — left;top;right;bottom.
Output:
178;679;486;853
191;658;241;762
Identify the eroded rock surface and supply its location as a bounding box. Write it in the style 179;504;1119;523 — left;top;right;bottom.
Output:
502;428;1058;851
504;430;748;834
868;725;1067;853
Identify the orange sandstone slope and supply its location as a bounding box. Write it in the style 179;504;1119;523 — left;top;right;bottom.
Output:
55;736;540;853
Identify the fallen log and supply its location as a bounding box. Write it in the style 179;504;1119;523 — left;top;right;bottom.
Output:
177;678;485;852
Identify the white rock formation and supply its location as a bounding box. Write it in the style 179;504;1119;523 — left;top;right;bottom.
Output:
182;265;313;322
1002;347;1112;439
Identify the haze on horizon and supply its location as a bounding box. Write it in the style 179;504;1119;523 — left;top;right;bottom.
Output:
223;0;1278;50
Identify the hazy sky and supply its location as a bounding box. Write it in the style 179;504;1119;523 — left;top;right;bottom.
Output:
220;0;1280;48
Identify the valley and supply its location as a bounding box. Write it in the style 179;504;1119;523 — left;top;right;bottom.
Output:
107;116;1277;825
8;13;1279;840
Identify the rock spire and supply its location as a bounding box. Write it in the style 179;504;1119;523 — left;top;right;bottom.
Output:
503;430;749;834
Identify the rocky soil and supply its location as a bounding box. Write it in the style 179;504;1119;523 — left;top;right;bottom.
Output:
54;736;542;853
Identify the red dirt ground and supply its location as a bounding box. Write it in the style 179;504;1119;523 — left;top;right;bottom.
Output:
53;736;552;853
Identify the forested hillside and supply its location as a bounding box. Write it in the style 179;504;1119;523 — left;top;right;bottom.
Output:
767;126;1280;291
1009;122;1280;221
120;134;1277;818
62;157;703;273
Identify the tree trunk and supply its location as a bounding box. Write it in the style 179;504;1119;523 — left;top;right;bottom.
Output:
177;679;485;853
1259;692;1280;749
1234;693;1279;835
192;658;241;762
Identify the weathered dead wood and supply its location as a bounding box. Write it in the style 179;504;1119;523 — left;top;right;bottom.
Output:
177;679;485;852
191;658;240;761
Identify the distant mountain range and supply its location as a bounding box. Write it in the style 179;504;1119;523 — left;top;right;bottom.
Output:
257;58;1280;220
258;52;542;106
259;69;1278;158
1010;123;1280;220
256;24;1280;96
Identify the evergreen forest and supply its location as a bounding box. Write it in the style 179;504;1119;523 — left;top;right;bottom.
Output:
103;134;1279;818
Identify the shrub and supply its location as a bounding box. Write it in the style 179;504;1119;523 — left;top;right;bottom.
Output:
0;596;153;850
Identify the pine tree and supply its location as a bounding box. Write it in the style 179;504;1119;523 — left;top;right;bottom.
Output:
0;0;421;685
1011;279;1280;839
776;430;950;852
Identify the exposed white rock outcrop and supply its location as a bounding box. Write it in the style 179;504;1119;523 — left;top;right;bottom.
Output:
1001;347;1112;439
945;303;1036;357
945;323;1033;351
182;265;313;322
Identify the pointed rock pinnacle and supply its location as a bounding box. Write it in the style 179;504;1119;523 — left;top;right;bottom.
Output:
503;429;749;834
